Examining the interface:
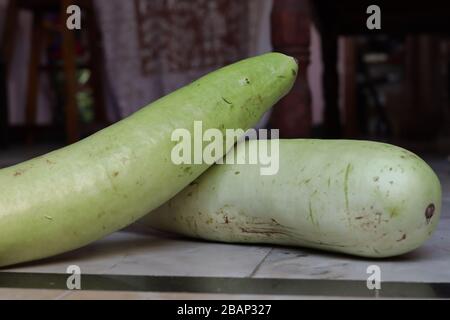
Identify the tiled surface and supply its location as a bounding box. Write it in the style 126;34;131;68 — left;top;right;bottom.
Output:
0;288;68;300
60;292;356;300
59;291;305;300
0;146;449;299
4;231;271;278
0;288;327;300
252;218;450;282
3;217;450;283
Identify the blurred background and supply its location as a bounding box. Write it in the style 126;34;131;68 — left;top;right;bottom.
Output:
0;0;450;163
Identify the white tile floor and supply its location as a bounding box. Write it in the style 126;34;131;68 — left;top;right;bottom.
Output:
0;288;321;300
4;231;272;277
0;147;449;299
3;215;450;283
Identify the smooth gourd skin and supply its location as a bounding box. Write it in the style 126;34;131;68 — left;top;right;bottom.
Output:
0;53;298;267
141;139;442;258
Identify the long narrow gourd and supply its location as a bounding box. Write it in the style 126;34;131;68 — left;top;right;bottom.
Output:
0;53;298;267
140;139;442;258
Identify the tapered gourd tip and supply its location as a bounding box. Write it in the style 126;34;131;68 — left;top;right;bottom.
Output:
277;52;299;75
267;52;299;78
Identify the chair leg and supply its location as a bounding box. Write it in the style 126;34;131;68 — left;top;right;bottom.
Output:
0;56;8;148
1;0;19;77
0;0;18;147
269;0;312;138
25;13;44;145
85;0;107;125
321;31;341;137
60;0;79;144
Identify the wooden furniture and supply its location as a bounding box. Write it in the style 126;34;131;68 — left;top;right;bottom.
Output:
311;0;450;138
0;56;7;147
1;0;106;144
270;0;311;138
271;0;450;138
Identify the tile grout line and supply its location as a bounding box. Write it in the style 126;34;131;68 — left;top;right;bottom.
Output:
248;248;273;278
54;290;73;300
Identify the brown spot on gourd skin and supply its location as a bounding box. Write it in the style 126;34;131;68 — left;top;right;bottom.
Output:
97;211;107;218
113;172;119;177
13;171;21;176
375;212;382;224
239;227;288;237
271;218;280;225
397;234;407;242
425;204;435;224
222;97;232;104
183;167;191;174
344;163;352;224
373;248;381;255
389;207;400;218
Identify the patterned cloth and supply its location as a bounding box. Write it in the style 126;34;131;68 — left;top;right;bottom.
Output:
95;0;272;121
0;0;272;124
